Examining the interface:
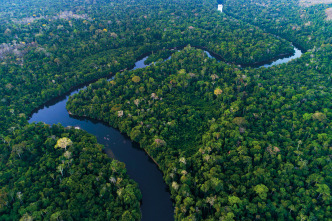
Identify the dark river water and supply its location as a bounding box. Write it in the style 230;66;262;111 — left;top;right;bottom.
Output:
29;57;174;221
29;43;302;220
204;44;303;68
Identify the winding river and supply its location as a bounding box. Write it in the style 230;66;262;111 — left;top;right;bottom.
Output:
204;45;303;68
29;57;175;221
28;12;303;221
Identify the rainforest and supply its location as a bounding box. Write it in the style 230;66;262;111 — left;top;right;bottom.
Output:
0;0;331;220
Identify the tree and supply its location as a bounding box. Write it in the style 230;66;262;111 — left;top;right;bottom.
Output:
12;143;24;158
316;184;330;200
57;164;65;177
232;117;247;127
20;213;33;221
0;134;5;143
312;112;327;122
16;192;23;202
0;189;8;209
214;88;223;96
55;137;73;151
154;138;166;147
228;195;241;205
132;76;141;83
50;211;62;221
54;58;60;66
4;136;12;146
64;151;72;159
134;99;140;107
254;184;269;200
122;211;134;221
303;113;312;121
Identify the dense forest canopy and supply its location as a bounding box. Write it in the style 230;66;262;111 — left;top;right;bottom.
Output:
0;0;295;133
225;0;332;50
0;0;331;220
67;45;331;220
0;124;142;220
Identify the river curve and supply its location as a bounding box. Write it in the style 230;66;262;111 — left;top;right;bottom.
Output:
29;57;175;221
28;20;303;221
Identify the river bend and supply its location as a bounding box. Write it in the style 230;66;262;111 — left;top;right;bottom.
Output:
29;25;303;221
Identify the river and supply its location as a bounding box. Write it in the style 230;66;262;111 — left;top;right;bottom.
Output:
204;45;303;68
214;3;303;68
28;24;303;221
29;57;174;221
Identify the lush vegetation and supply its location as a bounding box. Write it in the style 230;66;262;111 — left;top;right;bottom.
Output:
0;0;294;135
0;123;142;220
67;45;331;220
0;0;331;220
225;0;332;50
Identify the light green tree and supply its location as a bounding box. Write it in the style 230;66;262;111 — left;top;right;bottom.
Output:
55;137;73;151
316;184;330;200
20;213;33;221
254;184;269;200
